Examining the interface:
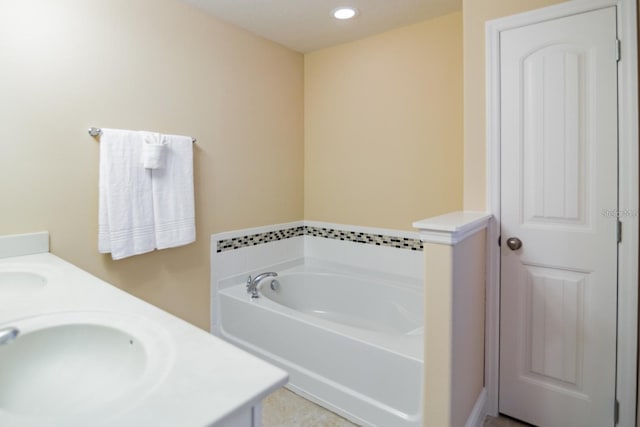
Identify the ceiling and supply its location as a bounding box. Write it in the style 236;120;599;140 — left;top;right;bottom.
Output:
179;0;462;53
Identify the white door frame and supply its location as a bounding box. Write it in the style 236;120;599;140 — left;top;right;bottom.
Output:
485;0;638;425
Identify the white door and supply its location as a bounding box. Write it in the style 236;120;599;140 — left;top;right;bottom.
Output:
499;7;619;427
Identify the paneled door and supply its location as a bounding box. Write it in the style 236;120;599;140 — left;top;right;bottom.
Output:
499;7;619;427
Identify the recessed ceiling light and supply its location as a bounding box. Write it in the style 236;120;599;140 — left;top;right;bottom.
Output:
332;7;358;20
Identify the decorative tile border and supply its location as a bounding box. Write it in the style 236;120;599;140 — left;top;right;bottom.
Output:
216;225;423;252
216;226;305;252
305;226;423;251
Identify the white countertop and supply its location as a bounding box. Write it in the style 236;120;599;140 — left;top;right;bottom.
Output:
0;252;288;427
412;211;492;245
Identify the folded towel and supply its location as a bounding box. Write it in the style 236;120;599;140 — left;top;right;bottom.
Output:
98;129;156;260
141;131;167;169
150;134;196;249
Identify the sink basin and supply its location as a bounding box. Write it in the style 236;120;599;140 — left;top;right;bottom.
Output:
0;263;58;295
0;311;173;423
0;271;47;293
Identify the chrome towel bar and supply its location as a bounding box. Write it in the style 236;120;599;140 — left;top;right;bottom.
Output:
88;127;196;143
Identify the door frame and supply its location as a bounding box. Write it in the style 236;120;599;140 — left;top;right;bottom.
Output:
485;0;639;425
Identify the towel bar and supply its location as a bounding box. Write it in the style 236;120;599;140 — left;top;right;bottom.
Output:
88;127;196;144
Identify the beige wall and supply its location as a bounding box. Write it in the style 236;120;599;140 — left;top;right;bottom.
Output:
462;0;567;210
423;242;454;426
0;0;304;329
423;230;486;427
304;12;463;231
450;230;486;427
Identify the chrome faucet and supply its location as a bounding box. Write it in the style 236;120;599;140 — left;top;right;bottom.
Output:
0;327;19;345
246;272;278;299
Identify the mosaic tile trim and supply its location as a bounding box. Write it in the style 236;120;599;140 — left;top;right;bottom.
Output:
216;226;304;252
216;225;423;252
305;226;423;251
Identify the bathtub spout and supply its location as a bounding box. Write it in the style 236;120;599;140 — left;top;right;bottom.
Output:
247;272;278;299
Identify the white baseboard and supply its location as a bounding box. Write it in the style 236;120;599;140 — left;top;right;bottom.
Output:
464;388;487;427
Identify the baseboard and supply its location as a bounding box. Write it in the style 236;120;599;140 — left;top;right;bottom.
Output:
464;388;487;427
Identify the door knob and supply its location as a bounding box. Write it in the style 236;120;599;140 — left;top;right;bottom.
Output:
506;237;522;251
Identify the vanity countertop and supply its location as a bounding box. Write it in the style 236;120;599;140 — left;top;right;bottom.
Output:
0;251;288;427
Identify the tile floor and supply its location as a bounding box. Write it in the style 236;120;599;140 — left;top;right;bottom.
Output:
262;388;357;427
483;414;532;426
263;387;533;427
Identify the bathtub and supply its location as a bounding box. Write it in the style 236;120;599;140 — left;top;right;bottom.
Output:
218;263;423;427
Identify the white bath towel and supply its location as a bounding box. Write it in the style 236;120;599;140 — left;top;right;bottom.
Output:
140;131;167;169
98;129;156;259
150;134;196;249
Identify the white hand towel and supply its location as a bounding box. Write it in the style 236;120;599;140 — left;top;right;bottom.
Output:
141;131;167;169
151;134;196;249
98;129;156;260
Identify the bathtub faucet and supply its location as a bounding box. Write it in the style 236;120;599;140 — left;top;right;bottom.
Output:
246;272;278;299
0;327;19;345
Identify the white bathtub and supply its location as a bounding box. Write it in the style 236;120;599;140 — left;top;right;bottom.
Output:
218;263;423;427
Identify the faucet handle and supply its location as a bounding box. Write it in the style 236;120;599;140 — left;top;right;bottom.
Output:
246;275;252;293
0;327;19;345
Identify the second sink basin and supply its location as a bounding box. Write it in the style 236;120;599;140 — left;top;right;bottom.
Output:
0;271;47;293
0;311;174;425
